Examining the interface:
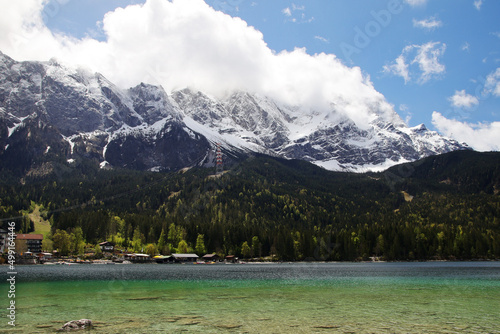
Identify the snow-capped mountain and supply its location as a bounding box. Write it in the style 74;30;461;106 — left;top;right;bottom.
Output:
0;51;468;176
173;88;467;172
0;51;210;175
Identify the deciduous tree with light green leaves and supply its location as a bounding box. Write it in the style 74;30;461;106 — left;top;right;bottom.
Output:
94;244;103;259
177;240;189;254
53;229;71;256
195;234;206;255
241;241;251;258
145;243;158;257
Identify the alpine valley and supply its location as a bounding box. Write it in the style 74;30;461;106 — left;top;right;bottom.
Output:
1;49;499;261
0;51;469;178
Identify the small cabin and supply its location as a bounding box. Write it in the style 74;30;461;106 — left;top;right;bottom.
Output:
99;241;115;252
202;253;220;262
225;255;238;263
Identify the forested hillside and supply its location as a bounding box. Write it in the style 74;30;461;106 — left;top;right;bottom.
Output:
1;151;499;261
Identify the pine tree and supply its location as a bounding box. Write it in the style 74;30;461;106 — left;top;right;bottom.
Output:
157;228;167;255
132;226;143;253
251;236;261;258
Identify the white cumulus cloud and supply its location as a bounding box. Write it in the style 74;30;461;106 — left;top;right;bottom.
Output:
474;0;483;10
432;112;500;151
384;42;446;84
413;17;443;30
484;68;500;97
0;0;400;129
413;42;446;83
383;55;410;84
448;90;479;109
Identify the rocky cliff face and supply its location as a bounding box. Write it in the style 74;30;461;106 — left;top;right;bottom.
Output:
0;51;210;176
0;51;468;177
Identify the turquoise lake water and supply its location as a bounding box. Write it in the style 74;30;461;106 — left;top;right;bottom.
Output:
1;262;499;333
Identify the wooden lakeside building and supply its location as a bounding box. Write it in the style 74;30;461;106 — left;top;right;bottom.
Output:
172;253;199;263
225;255;238;263
202;253;220;262
99;241;115;253
153;255;174;264
124;253;152;263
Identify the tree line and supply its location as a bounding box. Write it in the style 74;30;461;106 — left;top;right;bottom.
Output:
1;153;499;261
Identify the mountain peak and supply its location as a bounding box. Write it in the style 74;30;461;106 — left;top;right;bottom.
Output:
412;123;427;132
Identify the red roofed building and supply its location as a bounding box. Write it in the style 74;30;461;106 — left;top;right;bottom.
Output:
16;234;43;254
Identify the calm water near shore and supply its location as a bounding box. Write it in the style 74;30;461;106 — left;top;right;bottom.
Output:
1;262;499;333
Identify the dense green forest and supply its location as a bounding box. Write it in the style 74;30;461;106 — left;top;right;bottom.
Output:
1;150;499;261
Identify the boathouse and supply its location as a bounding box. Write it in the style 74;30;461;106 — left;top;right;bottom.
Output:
124;253;151;263
37;252;53;262
202;253;220;262
225;255;238;263
153;255;174;264
172;253;199;263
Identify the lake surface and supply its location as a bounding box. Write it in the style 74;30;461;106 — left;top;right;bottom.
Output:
1;262;499;333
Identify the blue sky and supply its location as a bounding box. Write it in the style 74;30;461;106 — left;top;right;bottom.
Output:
1;0;499;150
211;0;500;128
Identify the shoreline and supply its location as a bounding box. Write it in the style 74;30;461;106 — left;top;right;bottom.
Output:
2;258;498;266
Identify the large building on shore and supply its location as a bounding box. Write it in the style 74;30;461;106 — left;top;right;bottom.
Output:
16;234;44;254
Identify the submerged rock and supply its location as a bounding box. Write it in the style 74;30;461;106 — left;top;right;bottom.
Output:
216;324;242;329
58;319;93;331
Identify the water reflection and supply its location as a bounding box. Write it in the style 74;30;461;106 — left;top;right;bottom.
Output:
14;261;500;282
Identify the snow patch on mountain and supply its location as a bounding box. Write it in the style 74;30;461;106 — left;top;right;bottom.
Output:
183;115;264;153
7;115;29;137
316;157;412;173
